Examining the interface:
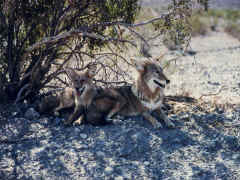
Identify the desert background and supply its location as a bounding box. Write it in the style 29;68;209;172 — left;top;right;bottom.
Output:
1;1;240;179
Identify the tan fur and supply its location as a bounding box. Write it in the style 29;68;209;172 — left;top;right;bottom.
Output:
39;64;98;125
39;60;174;128
85;60;175;128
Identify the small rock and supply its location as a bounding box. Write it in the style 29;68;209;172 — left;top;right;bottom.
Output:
24;108;40;119
181;113;190;121
37;117;49;125
232;154;240;160
11;112;18;117
115;176;124;180
105;166;113;174
207;81;220;86
80;144;88;149
96;151;105;157
80;133;88;139
204;71;210;78
54;117;63;125
118;145;135;157
144;161;150;166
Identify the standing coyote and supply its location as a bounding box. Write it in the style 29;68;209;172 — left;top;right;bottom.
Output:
83;59;175;128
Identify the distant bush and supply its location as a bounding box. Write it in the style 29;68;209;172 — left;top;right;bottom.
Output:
189;9;240;38
225;23;240;41
190;14;209;36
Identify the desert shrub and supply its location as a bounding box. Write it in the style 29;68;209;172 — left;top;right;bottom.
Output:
190;14;209;36
207;9;240;40
188;9;240;37
0;0;140;102
0;0;209;103
224;10;240;22
225;23;240;41
223;10;240;40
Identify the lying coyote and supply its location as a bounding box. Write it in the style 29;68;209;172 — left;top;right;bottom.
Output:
39;64;110;125
81;59;175;128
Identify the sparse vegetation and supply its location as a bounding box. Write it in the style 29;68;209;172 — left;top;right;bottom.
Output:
189;9;240;39
225;22;240;41
1;0;208;103
0;0;140;102
139;7;240;39
189;13;210;36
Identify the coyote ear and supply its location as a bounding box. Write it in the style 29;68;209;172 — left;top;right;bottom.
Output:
86;63;97;78
132;59;145;72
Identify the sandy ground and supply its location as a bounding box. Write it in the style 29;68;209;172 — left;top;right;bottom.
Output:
145;31;240;104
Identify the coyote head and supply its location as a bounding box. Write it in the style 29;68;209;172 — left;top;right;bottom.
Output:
66;64;97;96
134;60;170;91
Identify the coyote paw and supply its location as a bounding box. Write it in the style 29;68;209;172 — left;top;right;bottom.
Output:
154;121;163;129
73;121;81;126
73;117;83;126
165;118;175;128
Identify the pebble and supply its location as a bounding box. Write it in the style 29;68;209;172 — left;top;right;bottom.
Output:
80;133;88;139
96;151;105;157
105;166;114;174
144;161;150;166
11;112;18;117
115;176;124;180
24;108;40;119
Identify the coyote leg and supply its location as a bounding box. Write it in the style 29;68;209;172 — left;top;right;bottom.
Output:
64;105;83;125
142;112;162;128
54;104;64;116
155;109;175;128
73;115;84;126
106;94;126;122
106;102;123;121
54;102;73;116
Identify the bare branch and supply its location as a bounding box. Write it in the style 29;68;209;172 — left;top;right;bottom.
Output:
26;15;169;52
26;30;137;52
14;83;30;104
94;79;129;85
14;84;31;104
120;14;168;28
199;86;227;100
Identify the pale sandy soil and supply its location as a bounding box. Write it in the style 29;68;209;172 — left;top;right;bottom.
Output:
143;31;240;104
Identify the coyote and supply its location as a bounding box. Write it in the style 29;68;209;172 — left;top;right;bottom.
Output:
84;59;175;128
39;64;110;126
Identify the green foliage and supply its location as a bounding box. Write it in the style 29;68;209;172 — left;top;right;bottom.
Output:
208;9;240;40
0;0;140;101
225;23;240;41
190;14;209;36
151;1;193;50
189;9;240;37
207;9;240;22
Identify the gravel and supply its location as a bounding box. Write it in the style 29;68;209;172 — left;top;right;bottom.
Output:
1;32;240;179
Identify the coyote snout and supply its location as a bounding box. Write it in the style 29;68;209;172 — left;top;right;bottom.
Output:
153;75;170;88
